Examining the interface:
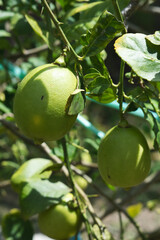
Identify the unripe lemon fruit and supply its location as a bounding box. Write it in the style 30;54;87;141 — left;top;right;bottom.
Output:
74;175;88;190
38;193;82;240
98;124;151;188
13;64;78;143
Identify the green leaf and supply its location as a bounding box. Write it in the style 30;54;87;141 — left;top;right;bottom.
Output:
0;101;11;113
84;69;101;86
43;9;55;50
66;89;86;115
11;158;55;193
68;0;129;19
146;31;160;45
90;54;111;78
82;11;124;57
115;33;160;81
127;203;143;218
152;82;160;92
0;10;14;21
0;30;11;37
2;208;33;240
151;161;160;174
25;14;47;43
84;54;116;104
88;76;110;95
63;0;129;42
147;199;158;210
20;179;70;217
0;161;19;180
67;2;106;18
87;86;117;104
145;111;160;150
56;0;72;8
127;86;148;103
53;140;78;162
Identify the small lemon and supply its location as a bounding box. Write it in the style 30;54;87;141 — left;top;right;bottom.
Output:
38;193;82;240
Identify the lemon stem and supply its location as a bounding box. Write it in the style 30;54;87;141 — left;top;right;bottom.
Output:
118;210;124;240
42;0;82;61
61;137;93;240
111;0;127;122
119;60;125;121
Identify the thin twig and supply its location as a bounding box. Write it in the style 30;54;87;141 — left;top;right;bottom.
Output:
118;211;124;240
61;137;94;240
0;113;14;120
142;6;160;14
22;44;48;56
42;0;82;61
122;0;139;19
0;180;10;188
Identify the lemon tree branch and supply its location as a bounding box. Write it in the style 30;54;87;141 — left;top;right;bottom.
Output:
42;0;82;61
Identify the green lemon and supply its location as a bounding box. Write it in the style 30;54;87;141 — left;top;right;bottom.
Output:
98;124;151;188
13;64;78;143
74;175;88;190
38;193;82;240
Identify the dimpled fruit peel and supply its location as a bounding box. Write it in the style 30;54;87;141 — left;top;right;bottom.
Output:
13;64;78;143
98;122;151;188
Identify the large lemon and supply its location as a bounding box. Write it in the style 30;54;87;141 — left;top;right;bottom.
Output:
98;124;151;188
13;64;78;142
38;193;82;240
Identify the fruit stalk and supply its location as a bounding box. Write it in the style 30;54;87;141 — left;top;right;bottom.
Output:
61;137;93;240
118;60;125;121
118;211;124;240
112;0;127;122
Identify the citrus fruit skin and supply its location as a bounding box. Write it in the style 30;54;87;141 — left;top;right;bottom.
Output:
98;124;151;188
74;175;88;190
38;193;82;240
13;64;78;142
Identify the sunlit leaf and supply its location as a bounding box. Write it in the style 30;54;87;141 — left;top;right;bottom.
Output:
68;0;129;19
115;33;160;81
0;30;11;37
64;0;129;42
127;203;143;218
25;14;47;43
11;158;56;193
0;101;11;113
146;31;160;45
0;10;14;21
20;179;70;217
